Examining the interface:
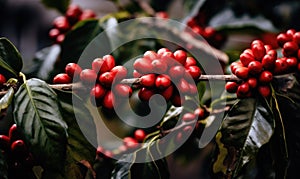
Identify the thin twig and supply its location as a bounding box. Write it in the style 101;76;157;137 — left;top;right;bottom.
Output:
0;75;240;95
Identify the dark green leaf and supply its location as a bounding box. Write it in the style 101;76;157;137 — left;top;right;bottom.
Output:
197;81;206;103
25;45;61;82
0;87;14;113
59;20;105;72
0;151;8;179
213;97;275;178
274;73;300;178
56;90;97;163
41;0;70;13
0;37;23;77
13;78;68;171
112;143;170;179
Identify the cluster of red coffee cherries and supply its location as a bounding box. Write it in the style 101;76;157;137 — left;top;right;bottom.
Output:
226;29;300;98
49;4;96;44
186;16;225;48
0;124;34;170
133;48;201;107
53;55;131;109
96;129;146;159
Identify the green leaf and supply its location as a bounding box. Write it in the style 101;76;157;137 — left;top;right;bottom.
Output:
0;87;14;113
112;151;169;179
56;90;97;163
13;78;68;171
41;0;70;13
0;151;8;179
197;81;206;103
0;37;23;77
59;19;105;72
273;73;300;178
213;97;275;178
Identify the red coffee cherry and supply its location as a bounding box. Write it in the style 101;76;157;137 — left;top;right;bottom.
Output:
235;67;249;79
297;63;300;72
188;83;198;95
273;59;288;74
79;9;96;21
159;85;174;100
225;82;238;93
264;45;273;52
53;16;70;32
103;55;116;72
134;129;146;142
277;33;292;47
9;124;19;142
283;41;298;56
65;63;82;78
110;66;127;81
174;50;187;65
237;82;250;95
177;78;190;94
230;61;243;74
251;43;266;60
183;125;194;133
80;69;97;84
157;48;171;56
160;52;177;67
53;73;72;84
175;132;183;144
182;112;196;122
240;52;255;67
11;140;28;158
185;65;201;80
247;78;258;89
56;34;65;44
171;92;185;107
0;74;6;86
155;11;169;19
138;87;155;101
258;85;271;97
133;70;142;78
90;84;106;99
262;54;276;70
133;57;153;74
102;91;115;109
103;150;114;158
203;27;216;39
185;57;197;67
123;137;139;149
194;107;205;120
155;74;171;89
168;66;185;79
99;72;115;88
113;84;132;98
152;59;168;74
143;50;158;60
286;57;298;68
140;74;156;88
251;39;264;47
66;4;82;23
49;28;60;40
92;56;115;74
259;71;273;84
293;32;300;45
286;29;296;37
248;61;263;75
0;135;10;151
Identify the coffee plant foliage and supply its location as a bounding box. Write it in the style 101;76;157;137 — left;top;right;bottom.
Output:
0;1;300;178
